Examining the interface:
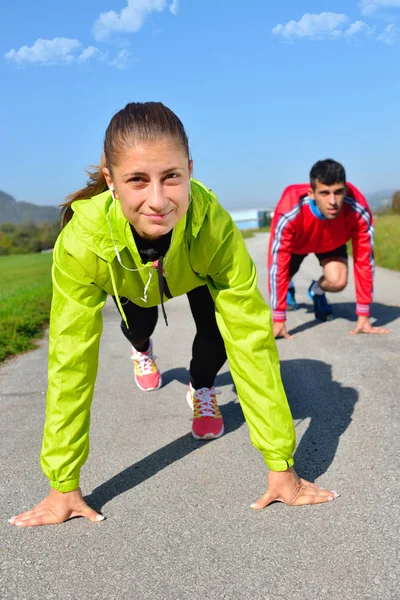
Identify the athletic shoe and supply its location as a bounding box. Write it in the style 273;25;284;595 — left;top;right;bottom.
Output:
131;339;162;391
308;280;334;322
186;383;224;440
286;285;298;310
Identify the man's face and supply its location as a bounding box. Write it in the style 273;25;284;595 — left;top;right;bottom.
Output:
308;179;346;220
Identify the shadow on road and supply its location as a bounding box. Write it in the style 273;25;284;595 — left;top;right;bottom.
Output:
85;359;357;510
84;398;245;512
333;301;400;326
281;359;358;482
288;301;399;336
161;366;235;390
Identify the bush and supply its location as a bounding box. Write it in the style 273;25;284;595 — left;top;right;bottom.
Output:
0;220;60;255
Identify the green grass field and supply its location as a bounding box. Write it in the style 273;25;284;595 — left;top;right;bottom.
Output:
0;253;53;362
371;213;400;271
241;225;270;239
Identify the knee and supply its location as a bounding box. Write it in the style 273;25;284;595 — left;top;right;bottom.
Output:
327;277;347;292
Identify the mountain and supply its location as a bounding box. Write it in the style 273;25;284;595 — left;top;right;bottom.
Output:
0;191;60;224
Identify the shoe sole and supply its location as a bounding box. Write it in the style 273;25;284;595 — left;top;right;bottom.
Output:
191;426;225;441
186;391;224;440
135;374;163;392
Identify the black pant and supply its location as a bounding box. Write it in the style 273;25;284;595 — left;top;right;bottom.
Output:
113;285;227;389
289;243;348;278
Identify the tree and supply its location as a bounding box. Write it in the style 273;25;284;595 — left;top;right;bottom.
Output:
392;191;400;214
0;231;13;255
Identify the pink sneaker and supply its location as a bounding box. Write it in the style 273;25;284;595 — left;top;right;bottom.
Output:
186;383;224;440
131;339;162;391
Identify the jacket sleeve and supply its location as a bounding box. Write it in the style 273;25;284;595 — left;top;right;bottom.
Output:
348;194;374;317
40;235;107;492
194;204;296;471
267;206;296;323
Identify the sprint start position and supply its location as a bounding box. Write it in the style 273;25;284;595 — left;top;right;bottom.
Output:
9;103;337;527
268;159;391;339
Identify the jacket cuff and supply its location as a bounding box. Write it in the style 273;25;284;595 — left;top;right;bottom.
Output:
49;477;80;493
272;310;286;323
356;303;370;317
263;455;294;472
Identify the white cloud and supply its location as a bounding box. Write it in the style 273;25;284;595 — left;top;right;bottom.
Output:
345;21;374;36
378;23;400;42
4;38;129;68
272;12;396;43
109;49;131;70
272;13;349;40
78;46;105;62
359;0;400;16
93;0;178;41
169;0;179;16
4;37;81;65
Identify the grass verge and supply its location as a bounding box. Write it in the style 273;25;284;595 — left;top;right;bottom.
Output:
241;226;270;239
370;212;400;271
0;253;53;362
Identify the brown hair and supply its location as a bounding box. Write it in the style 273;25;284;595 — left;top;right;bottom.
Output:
61;102;190;227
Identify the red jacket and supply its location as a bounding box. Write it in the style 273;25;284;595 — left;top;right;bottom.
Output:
267;183;374;322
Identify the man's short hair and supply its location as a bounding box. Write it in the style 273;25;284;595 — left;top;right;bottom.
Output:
310;159;346;190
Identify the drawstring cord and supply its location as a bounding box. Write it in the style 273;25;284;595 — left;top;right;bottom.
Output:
108;260;170;327
154;256;171;327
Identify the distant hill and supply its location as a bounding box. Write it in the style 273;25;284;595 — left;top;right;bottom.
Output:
0;190;60;224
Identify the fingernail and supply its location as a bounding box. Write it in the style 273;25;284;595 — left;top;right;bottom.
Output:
15;521;24;526
331;490;340;498
96;514;105;521
327;496;334;502
250;503;258;509
8;518;16;524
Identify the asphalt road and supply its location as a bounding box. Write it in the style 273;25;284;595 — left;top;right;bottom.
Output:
1;232;399;600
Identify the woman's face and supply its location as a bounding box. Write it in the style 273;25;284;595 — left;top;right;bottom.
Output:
104;137;192;239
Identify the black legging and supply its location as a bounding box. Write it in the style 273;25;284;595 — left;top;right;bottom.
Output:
113;285;227;389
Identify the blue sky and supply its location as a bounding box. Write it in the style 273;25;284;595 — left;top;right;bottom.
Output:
1;1;399;209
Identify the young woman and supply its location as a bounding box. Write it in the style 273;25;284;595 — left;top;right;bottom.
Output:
9;102;337;527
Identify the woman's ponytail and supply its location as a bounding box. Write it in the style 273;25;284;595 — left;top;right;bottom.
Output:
60;154;108;228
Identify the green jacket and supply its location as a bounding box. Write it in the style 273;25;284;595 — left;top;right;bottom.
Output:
41;179;295;492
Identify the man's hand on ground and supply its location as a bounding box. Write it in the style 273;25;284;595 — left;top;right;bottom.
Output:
251;467;338;509
350;315;391;335
273;322;294;339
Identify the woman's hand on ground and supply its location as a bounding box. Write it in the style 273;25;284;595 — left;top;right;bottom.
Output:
8;487;104;527
350;316;390;335
251;467;339;509
273;322;294;339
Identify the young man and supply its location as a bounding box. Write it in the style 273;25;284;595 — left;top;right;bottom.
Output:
268;159;390;339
